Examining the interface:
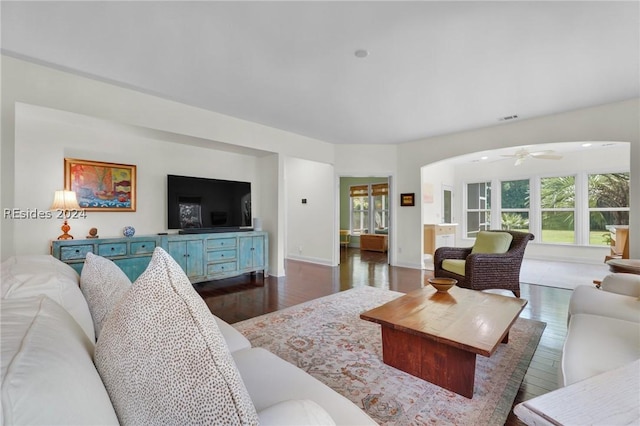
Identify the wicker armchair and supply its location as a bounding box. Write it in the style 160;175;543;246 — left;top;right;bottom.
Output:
434;230;534;297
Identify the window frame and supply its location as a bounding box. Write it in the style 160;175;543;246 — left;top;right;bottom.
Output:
462;168;629;247
499;178;531;232
465;181;491;238
349;183;389;236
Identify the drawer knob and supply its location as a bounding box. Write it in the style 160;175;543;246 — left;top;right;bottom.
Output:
75;249;80;253
141;245;146;248
111;247;115;251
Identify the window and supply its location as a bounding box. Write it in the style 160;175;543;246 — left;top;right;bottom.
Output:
464;170;629;246
350;183;389;235
500;179;529;231
588;172;630;246
540;175;575;244
466;182;491;238
372;183;389;233
350;185;369;235
443;186;453;224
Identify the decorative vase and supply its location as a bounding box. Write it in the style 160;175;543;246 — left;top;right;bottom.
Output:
123;226;135;237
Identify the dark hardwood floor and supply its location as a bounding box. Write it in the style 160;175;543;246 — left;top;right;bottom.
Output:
194;248;572;425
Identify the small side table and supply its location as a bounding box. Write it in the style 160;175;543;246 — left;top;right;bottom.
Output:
606;259;640;275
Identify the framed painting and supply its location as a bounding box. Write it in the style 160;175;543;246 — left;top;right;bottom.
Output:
400;193;415;207
64;158;137;211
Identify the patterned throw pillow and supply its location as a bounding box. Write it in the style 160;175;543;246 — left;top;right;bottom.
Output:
80;252;132;339
95;247;258;425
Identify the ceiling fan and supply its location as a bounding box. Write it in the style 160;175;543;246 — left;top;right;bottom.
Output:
501;148;563;166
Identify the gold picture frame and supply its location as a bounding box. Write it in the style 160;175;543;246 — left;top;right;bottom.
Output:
400;193;415;207
64;158;137;212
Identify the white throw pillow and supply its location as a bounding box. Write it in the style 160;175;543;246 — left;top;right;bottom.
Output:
1;296;119;425
1;255;95;342
95;247;258;425
81;252;132;339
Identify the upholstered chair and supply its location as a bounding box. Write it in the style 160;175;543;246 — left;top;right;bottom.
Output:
434;230;534;297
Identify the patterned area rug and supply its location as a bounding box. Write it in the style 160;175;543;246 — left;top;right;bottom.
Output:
233;286;546;425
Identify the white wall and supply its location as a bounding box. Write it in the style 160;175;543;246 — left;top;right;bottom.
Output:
1;55;336;272
396;99;639;268
12;103;260;255
421;161;456;225
285;157;335;265
2;56;638;269
257;154;283;276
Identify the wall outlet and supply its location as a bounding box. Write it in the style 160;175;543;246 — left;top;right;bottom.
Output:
297;246;303;254
398;247;402;254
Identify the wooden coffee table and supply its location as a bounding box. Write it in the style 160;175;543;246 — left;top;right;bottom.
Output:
360;286;527;398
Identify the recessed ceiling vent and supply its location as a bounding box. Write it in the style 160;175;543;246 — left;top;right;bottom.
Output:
498;115;519;121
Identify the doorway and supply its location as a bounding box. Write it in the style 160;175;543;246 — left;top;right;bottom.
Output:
338;176;391;265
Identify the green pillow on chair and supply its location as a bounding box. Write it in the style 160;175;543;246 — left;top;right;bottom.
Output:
471;231;513;254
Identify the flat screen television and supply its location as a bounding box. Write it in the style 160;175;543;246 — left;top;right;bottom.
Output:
167;174;252;232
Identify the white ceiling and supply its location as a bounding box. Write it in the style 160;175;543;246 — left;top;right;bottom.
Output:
2;1;639;145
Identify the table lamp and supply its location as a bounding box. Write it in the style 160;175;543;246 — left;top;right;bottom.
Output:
50;190;81;240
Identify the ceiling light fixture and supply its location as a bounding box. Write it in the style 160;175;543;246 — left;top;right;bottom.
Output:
581;143;592;147
498;115;519;121
354;49;369;58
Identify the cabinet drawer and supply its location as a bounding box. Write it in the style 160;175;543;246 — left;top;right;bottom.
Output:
98;243;127;257
130;241;156;255
60;245;93;260
207;238;237;249
207;250;236;262
436;226;456;235
207;261;237;275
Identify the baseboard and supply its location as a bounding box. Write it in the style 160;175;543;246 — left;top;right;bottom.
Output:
524;255;607;266
286;254;334;267
393;261;423;270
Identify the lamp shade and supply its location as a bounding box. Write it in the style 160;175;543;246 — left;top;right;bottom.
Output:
50;190;81;211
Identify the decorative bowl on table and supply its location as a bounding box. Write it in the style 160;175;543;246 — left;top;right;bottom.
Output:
428;277;457;293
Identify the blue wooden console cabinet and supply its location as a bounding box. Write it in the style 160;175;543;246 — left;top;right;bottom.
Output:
51;231;268;283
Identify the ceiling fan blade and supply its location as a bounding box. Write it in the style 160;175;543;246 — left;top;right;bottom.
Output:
529;150;555;156
531;154;563;160
514;157;525;166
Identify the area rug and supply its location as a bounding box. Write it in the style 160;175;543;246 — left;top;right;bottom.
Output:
233;286;546;425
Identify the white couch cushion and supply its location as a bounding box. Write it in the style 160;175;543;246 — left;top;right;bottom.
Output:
258;399;336;426
1;296;118;425
569;285;640;324
560;313;640;386
214;315;252;353
1;254;95;342
601;273;640;298
233;347;377;425
95;247;258;425
80;252;132;339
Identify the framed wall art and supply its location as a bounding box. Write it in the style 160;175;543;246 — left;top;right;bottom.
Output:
64;158;137;211
400;193;415;207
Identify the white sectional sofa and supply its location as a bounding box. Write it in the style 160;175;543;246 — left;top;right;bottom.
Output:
1;252;376;425
562;272;640;386
514;273;640;425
